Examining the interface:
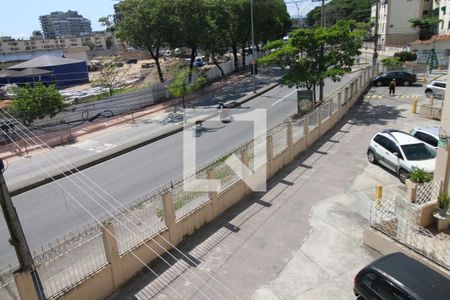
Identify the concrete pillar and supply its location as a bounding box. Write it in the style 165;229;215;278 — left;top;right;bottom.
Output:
102;222;125;289
240;149;251;194
434;73;450;193
318;103;323;125
267;135;273;178
207;169;219;220
14;271;39;300
304;114;310;136
328;100;333;118
162;191;181;245
287;123;294;161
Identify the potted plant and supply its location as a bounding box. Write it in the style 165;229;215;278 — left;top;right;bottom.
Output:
405;168;433;203
437;193;449;216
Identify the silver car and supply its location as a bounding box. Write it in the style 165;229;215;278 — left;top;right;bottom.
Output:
425;80;446;99
367;129;436;183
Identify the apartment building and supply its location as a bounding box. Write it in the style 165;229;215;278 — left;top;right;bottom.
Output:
0;35;107;54
371;0;433;49
434;0;450;34
39;11;92;39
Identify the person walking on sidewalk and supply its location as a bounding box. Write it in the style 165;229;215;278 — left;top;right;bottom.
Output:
388;79;396;95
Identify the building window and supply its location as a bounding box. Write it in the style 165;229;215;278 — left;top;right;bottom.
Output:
442;6;446;15
423;10;429;16
445;50;450;57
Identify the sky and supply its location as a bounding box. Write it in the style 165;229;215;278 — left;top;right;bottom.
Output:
0;0;321;39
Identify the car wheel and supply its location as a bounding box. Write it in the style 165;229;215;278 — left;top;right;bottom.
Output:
367;150;377;164
376;81;383;87
398;169;409;184
403;80;411;86
425;89;433;98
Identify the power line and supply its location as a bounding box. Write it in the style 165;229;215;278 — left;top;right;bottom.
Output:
0;109;240;299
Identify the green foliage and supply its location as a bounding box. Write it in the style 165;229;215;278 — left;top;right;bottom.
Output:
409;168;433;183
11;83;66;124
306;0;371;27
437;193;449;210
393;51;417;62
168;68;207;107
259;20;362;99
409;17;441;40
82;41;95;51
91;57;125;96
381;57;403;69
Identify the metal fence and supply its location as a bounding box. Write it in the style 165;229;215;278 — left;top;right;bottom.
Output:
416;180;440;205
309;109;319;130
116;192;166;254
0;264;19;300
33;227;107;299
270;124;288;156
370;195;450;271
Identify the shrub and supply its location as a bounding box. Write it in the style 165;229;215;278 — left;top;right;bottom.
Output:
409;168;433;183
437;193;449;210
381;57;402;69
394;51;417;62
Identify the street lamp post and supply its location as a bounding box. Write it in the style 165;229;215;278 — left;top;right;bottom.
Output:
250;0;256;93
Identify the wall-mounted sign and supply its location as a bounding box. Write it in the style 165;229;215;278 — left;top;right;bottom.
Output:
297;90;313;114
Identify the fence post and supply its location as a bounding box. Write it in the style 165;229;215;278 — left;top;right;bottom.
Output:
162;191;181;245
303;114;310;136
207;169;220;219
267;135;273;178
14;271;39;300
240;149;252;194
328;101;332;119
101;222;125;289
287;123;294;161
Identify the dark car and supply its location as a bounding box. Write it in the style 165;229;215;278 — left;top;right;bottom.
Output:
126;58;138;64
373;71;417;86
354;252;450;300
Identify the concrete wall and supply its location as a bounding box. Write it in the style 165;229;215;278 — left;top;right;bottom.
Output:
15;66;374;300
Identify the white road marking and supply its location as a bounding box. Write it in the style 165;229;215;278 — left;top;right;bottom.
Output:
72;140;117;153
271;89;298;106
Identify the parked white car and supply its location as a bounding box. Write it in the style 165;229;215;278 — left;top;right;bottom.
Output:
424;80;446;99
367;129;436;183
410;127;439;149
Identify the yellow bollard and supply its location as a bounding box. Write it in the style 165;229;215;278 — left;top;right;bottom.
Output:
412;98;417;114
375;185;383;207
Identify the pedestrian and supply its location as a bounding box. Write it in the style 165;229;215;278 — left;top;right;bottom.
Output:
388;79;396;95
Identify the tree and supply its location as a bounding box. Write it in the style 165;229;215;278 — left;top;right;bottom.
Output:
31;30;43;38
92;57;126;96
306;0;371;27
82;41;95;51
116;0;175;83
171;0;209;82
409;17;441;40
11;83;66;125
98;15;116;32
201;0;232;77
168;68;207;111
259;20;363;104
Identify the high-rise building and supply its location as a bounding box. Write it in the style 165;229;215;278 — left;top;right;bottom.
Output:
39;11;92;39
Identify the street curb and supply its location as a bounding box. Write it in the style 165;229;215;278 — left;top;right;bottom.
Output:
10;80;282;196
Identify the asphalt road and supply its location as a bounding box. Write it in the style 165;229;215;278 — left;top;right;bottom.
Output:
0;70;362;268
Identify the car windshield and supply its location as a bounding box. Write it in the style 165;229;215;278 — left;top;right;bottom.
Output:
401;143;436;161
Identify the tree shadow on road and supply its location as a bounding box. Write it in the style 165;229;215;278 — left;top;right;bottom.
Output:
347;100;406;127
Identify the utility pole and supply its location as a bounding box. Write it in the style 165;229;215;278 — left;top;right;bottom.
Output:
250;0;256;93
373;0;380;77
311;0;326;104
0;160;46;299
